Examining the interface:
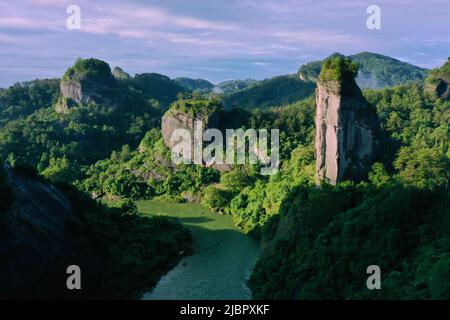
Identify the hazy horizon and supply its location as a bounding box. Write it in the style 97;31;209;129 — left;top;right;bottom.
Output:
1;0;449;87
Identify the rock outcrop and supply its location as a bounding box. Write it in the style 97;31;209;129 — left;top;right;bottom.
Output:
112;66;131;80
161;99;231;172
56;58;125;113
162;109;219;149
0;165;102;298
424;57;450;100
315;57;379;185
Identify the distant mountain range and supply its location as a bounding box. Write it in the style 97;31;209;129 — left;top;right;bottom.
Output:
214;79;260;94
172;52;429;109
298;52;428;89
221;75;315;109
1;52;431;112
173;78;259;94
174;77;215;92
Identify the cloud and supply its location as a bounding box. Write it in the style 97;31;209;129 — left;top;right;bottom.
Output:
0;33;19;44
31;0;71;4
0;0;449;87
266;29;365;47
79;2;240;38
423;37;450;46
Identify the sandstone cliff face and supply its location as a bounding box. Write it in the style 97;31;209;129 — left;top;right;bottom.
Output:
162;108;213;149
315;71;379;185
161;107;231;172
56;58;125;113
57;77;123;113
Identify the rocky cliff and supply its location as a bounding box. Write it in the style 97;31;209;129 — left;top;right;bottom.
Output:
315;57;379;185
56;58;125;113
112;66;131;80
162;109;219;147
424;57;450;100
0;165;100;298
161;98;231;171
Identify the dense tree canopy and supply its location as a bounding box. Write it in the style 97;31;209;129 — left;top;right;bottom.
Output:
0;55;448;299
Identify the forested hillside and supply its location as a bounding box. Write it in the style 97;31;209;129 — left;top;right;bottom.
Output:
0;164;191;299
298;52;428;89
0;54;448;300
216;79;260;94
0;58;185;182
223;75;315;110
249;61;449;299
175;77;214;92
0;79;59;124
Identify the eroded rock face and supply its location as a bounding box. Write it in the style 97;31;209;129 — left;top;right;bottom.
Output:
162;109;210;149
57;78;123;113
161;108;231;172
0;166;101;298
315;78;379;185
56;58;125;113
112;66;131;80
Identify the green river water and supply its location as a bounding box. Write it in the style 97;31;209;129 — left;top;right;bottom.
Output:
137;200;260;300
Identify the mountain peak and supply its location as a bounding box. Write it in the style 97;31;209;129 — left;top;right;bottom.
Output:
112;66;131;80
62;58;115;83
56;58;123;113
298;52;427;89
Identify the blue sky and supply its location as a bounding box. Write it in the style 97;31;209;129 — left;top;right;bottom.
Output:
0;0;449;87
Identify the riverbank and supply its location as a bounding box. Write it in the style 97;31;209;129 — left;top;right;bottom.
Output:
137;200;260;300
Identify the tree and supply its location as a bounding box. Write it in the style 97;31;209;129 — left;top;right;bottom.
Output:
395;147;449;190
368;162;391;188
220;168;254;192
201;186;229;212
41;157;78;182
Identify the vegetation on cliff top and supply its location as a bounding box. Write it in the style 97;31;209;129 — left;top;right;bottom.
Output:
71;58;111;76
169;94;222;117
62;58;114;83
319;56;359;86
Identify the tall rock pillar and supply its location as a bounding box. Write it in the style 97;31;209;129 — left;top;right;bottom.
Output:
315;57;379;185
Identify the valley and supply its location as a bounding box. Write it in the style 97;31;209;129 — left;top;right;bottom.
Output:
138;201;259;300
0;52;448;300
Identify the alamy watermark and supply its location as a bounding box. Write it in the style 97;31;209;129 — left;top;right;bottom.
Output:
66;5;81;30
366;265;381;290
366;5;381;30
66;265;81;290
170;122;280;175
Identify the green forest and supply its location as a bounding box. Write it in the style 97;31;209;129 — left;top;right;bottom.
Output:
0;53;448;299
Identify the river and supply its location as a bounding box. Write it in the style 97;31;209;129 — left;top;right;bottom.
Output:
137;200;260;300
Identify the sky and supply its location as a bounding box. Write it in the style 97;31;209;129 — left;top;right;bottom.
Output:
0;0;449;87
